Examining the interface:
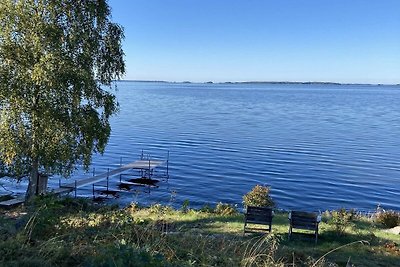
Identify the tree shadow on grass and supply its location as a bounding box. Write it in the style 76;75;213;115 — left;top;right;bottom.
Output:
162;214;244;237
353;219;379;230
276;230;400;267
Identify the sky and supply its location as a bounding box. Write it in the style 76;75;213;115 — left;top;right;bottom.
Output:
108;0;400;84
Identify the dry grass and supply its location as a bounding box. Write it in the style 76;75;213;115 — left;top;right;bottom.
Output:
0;196;399;266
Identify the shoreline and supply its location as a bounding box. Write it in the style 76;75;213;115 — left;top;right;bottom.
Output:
116;79;400;86
0;175;398;213
1;190;398;215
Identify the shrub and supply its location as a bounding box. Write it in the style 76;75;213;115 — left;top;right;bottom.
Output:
215;202;238;216
243;185;275;207
126;202;140;213
149;204;173;215
181;199;190;213
330;208;353;236
199;203;214;213
376;210;400;228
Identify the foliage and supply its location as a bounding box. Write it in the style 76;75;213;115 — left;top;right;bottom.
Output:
329;208;354;236
0;161;6;177
243;185;275;207
148;203;173;215
199;203;214;213
181;199;190;213
215;202;238;216
375;210;400;228
0;0;125;199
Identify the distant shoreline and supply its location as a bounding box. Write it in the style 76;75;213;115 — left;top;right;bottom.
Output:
116;80;400;86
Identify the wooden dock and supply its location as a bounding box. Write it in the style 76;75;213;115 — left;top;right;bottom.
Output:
53;159;167;195
0;152;169;206
0;197;25;208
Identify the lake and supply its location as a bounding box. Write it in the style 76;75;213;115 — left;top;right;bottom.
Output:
3;82;400;211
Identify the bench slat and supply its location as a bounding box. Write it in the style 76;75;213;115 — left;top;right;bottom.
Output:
244;227;270;233
244;206;273;234
246;214;273;220
289;210;319;243
247;219;273;225
292;212;317;218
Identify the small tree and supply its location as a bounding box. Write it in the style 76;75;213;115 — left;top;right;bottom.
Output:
330;208;353;236
0;0;125;200
243;185;275;207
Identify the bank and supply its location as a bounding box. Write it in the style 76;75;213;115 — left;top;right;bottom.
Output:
0;196;399;266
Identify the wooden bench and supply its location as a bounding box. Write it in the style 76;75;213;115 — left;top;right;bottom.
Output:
244;206;274;234
288;211;320;243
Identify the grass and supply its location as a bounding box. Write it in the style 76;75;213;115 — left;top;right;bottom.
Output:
0;196;399;266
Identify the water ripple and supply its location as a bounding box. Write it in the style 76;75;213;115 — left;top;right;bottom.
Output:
29;82;400;211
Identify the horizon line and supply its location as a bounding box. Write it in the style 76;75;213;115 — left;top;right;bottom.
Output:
116;79;400;86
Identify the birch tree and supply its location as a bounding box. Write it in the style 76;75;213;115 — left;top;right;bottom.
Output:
0;0;125;200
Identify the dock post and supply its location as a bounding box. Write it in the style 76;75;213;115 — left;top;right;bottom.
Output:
119;174;122;183
148;157;151;179
74;180;77;198
107;168;109;192
92;184;95;200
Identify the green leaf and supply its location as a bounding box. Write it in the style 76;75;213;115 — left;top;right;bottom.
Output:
0;0;125;199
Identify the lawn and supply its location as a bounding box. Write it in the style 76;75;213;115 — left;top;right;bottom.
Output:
0;196;399;266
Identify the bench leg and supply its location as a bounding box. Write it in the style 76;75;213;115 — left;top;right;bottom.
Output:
288;225;292;240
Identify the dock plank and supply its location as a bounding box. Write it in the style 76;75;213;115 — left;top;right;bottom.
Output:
0;198;24;207
54;159;166;194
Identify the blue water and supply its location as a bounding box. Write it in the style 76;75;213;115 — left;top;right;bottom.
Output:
4;81;400;211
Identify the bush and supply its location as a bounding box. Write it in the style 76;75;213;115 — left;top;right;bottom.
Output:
330;208;353;236
376;210;400;228
181;199;190;213
214;202;238;216
199;203;214;213
243;185;275;207
149;204;173;215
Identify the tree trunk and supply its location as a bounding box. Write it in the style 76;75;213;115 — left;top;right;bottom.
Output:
37;174;48;195
25;158;39;201
27;92;40;202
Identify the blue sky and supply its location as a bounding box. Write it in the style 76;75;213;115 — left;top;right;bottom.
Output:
108;0;400;84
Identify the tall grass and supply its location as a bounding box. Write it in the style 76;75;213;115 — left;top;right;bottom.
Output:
1;196;399;266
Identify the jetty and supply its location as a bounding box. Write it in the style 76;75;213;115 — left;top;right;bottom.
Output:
54;157;168;196
0;152;169;207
